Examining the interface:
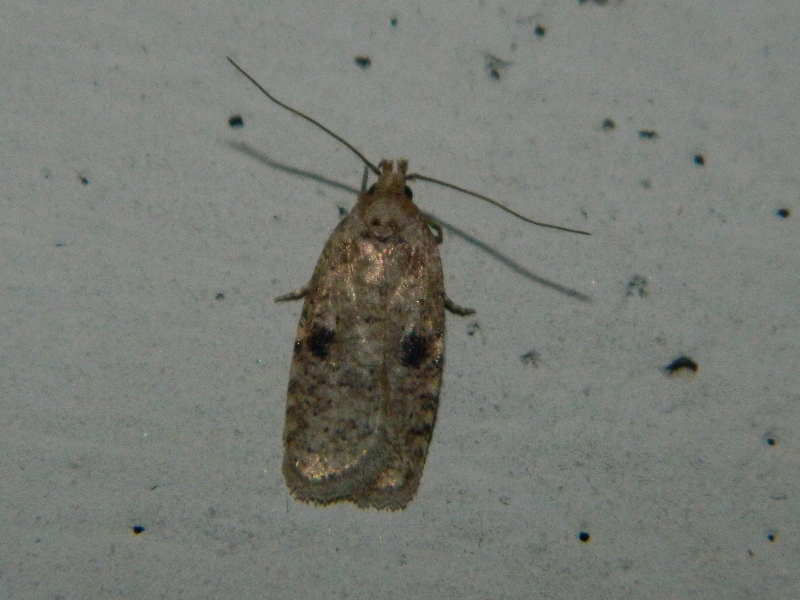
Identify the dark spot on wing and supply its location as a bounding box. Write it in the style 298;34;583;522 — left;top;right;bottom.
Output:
401;330;429;368
308;324;336;359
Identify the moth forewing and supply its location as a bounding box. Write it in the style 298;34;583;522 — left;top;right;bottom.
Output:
281;161;450;509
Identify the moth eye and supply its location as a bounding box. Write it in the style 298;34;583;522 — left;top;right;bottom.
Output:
367;184;377;195
404;186;413;200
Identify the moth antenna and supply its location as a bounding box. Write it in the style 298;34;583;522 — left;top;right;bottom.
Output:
227;57;381;176
228;57;590;236
360;165;370;192
408;173;591;235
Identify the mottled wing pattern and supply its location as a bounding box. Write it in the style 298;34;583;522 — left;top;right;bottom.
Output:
282;165;445;510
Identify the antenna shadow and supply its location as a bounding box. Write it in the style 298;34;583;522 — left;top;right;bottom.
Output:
227;141;592;303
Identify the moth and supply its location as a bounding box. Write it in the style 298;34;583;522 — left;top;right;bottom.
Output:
227;58;589;509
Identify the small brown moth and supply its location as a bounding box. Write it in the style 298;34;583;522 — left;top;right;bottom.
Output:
227;58;589;510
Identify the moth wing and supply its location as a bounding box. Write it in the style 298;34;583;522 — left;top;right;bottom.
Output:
282;208;446;509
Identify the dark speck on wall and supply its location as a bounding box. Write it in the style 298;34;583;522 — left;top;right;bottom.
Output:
485;53;512;81
664;356;699;374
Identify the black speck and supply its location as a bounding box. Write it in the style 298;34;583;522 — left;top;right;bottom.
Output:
466;321;480;336
367;183;377;195
228;114;244;128
601;118;615;130
390;16;398;27
776;208;790;218
354;56;371;69
766;437;776;446
521;350;540;367
578;531;591;542
626;274;648;297
55;242;65;247
638;130;657;139
308;325;336;359
693;154;705;166
767;532;777;542
534;24;546;37
401;330;429;368
485;54;511;81
132;525;145;535
215;292;225;300
337;205;349;217
404;186;413;200
79;175;89;185
665;356;698;374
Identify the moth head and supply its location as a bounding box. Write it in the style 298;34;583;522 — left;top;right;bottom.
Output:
356;160;421;241
367;160;412;199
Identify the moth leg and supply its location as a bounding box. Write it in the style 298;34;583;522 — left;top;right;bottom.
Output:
427;220;443;244
445;295;475;316
429;220;472;315
275;286;309;303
